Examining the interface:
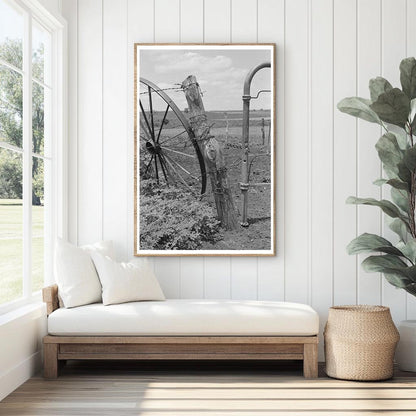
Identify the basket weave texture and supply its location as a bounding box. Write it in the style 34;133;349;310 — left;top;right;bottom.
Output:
324;305;399;381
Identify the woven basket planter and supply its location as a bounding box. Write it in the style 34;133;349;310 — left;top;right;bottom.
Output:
324;305;399;381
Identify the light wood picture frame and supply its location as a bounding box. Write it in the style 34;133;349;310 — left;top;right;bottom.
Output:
134;43;276;256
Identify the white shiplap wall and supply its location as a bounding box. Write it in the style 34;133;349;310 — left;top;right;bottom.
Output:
61;0;416;356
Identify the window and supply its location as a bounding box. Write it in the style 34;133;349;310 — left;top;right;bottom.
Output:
0;0;66;311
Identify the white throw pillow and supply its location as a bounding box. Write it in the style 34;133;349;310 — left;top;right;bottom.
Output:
90;253;165;306
81;240;115;259
55;239;114;308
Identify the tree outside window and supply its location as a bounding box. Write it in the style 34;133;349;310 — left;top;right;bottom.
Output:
0;0;53;306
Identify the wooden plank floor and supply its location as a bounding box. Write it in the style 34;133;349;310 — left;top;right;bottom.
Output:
1;360;416;415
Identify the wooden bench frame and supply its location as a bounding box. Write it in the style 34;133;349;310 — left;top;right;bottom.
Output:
43;285;319;379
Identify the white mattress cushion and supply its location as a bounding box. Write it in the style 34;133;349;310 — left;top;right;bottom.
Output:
48;299;319;336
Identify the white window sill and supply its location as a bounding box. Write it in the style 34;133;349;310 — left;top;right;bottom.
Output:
0;291;42;315
0;299;45;327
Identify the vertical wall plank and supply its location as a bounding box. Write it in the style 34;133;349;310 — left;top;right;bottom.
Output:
153;259;181;298
102;0;128;260
284;0;309;304
180;258;204;298
333;0;357;305
77;0;103;245
381;0;407;323
205;257;231;298
229;0;258;300
178;0;205;297
61;0;77;245
356;0;382;305
180;0;203;43
127;0;154;262
257;0;285;301
231;258;258;299
203;255;231;299
230;0;257;42
310;0;333;359
203;0;232;299
152;0;181;298
407;0;416;55
204;0;231;42
125;0;178;295
407;0;416;319
155;0;180;42
128;0;154;43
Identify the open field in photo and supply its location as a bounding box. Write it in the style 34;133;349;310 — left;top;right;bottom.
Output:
0;199;44;305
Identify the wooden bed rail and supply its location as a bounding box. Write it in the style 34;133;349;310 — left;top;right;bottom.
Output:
42;284;60;315
43;335;319;379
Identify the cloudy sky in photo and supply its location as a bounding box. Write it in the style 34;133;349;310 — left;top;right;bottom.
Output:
139;48;273;111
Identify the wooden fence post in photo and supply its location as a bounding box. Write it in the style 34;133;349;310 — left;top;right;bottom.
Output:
182;75;238;230
224;112;229;141
267;120;271;145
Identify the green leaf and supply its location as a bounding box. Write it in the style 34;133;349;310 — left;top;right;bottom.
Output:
411;99;416;133
361;255;415;288
347;233;403;256
337;97;382;125
391;187;409;213
373;177;409;192
389;217;409;241
402;265;416;282
373;175;409;191
384;167;399;180
387;178;410;191
369;77;393;102
410;98;416;125
375;132;404;173
403;146;416;172
404;282;416;296
362;254;408;272
397;240;416;263
374;132;411;185
346;196;406;219
398;161;412;185
400;57;416;100
395;130;410;150
383;272;412;288
373;178;388;186
370;88;410;127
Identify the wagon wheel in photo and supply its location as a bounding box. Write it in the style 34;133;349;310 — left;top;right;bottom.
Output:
139;78;207;195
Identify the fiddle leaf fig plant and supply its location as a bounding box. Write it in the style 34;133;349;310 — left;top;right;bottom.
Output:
338;57;416;297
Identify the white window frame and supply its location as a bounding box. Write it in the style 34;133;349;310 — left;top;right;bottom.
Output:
0;0;67;315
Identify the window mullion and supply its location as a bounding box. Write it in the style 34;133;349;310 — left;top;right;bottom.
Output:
0;58;25;76
22;11;32;298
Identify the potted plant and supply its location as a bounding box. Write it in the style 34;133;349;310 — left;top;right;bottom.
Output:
338;57;416;372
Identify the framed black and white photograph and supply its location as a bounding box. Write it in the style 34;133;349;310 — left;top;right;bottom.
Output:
134;44;275;256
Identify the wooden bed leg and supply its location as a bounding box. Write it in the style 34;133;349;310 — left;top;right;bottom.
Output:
303;343;318;379
44;343;59;379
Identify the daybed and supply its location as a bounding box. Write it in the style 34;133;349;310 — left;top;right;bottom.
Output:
42;284;320;379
